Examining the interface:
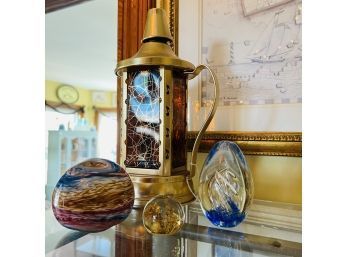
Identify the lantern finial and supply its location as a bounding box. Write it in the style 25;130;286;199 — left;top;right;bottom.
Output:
115;7;194;76
142;8;173;43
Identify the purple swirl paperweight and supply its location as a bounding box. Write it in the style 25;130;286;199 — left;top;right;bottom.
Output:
52;158;134;232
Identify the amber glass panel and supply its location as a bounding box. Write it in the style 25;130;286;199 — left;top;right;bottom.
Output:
125;68;161;169
172;71;187;169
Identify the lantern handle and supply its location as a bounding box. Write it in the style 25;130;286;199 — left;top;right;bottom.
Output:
185;64;219;180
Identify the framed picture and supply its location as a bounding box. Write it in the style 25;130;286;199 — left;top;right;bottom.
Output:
178;0;302;155
200;0;302;107
92;91;107;104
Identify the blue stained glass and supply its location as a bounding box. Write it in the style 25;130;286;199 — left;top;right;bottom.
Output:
130;70;160;123
125;69;161;169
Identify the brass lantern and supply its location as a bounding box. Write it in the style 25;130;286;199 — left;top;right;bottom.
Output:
115;8;219;207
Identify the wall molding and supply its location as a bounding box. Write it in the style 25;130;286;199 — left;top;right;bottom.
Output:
187;131;302;157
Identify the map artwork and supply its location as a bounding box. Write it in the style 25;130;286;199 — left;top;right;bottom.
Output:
201;0;302;106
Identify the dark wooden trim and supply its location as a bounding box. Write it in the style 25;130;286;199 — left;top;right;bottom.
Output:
187;131;302;157
45;0;92;13
117;0;156;61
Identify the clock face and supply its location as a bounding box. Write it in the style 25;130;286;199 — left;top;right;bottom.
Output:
57;85;79;104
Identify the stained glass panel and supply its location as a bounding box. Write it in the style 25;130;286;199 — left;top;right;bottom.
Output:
125;69;161;169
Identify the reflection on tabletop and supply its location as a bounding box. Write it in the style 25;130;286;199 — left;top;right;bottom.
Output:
46;206;301;257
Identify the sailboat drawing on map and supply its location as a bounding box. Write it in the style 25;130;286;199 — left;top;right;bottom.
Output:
248;9;301;64
201;0;302;106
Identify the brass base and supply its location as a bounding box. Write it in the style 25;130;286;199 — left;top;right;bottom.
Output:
130;172;196;207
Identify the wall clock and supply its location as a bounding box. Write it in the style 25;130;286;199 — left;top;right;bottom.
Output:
57;85;79;104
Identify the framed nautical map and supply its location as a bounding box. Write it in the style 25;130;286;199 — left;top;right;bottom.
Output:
200;0;302;106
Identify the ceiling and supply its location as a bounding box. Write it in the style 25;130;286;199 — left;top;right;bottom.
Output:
45;0;117;91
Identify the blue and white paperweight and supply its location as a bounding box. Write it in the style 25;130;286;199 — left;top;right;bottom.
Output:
198;141;254;227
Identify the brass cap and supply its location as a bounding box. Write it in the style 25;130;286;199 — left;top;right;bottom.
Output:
115;8;195;76
115;41;195;76
142;8;173;43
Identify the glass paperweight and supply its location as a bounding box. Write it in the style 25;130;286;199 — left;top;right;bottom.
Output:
52;158;134;232
198;141;254;227
142;195;185;235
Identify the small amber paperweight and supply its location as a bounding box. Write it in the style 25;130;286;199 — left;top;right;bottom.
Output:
142;195;185;235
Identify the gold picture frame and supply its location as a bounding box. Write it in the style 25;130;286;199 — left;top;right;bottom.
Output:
156;0;179;54
187;131;302;157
